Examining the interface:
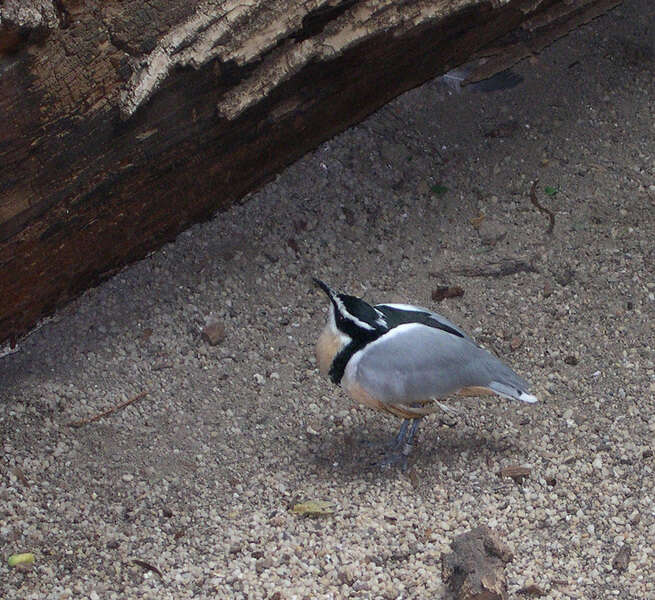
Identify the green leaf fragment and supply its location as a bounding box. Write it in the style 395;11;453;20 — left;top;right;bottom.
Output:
430;184;449;196
292;501;335;516
8;553;35;568
544;186;559;196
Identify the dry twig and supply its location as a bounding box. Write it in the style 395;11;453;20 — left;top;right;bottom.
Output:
433;258;537;278
133;559;163;578
67;391;148;428
529;179;555;234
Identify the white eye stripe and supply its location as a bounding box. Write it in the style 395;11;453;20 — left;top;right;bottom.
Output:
333;296;376;331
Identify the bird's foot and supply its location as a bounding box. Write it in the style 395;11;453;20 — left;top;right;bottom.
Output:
378;440;414;472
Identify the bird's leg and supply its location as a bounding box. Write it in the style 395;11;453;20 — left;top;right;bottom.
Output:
361;418;410;452
388;419;410;451
401;418;421;459
380;417;423;471
430;398;461;427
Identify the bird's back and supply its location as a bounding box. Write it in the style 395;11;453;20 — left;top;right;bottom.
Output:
343;322;531;405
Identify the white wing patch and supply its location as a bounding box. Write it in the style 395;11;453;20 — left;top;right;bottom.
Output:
374;308;388;328
377;303;429;312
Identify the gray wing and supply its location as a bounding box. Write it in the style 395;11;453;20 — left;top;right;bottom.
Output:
345;322;530;405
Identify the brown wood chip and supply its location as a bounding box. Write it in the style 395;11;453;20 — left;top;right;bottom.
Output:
431;286;465;301
497;465;532;483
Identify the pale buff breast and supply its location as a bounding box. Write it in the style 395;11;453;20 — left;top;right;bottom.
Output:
316;326;344;377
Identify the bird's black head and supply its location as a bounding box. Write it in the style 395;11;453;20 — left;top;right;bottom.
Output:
313;278;387;341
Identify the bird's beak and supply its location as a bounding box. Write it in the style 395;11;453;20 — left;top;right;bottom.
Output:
312;278;334;298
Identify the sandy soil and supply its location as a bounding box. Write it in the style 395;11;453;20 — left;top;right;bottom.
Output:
2;1;654;598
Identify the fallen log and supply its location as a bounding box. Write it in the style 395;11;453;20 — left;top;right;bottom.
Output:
0;0;622;345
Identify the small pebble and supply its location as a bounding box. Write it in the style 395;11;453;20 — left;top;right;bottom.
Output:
201;320;226;346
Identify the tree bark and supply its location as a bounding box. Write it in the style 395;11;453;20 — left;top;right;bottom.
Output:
0;0;622;345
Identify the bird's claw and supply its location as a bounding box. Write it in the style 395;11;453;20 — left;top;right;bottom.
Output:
378;450;410;472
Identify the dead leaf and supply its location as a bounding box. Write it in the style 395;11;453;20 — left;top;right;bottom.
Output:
292;500;335;516
8;553;35;569
470;212;485;229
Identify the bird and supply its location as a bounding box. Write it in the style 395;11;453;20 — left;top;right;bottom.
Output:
313;279;537;468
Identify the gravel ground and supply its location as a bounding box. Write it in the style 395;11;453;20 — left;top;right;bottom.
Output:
2;2;654;599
